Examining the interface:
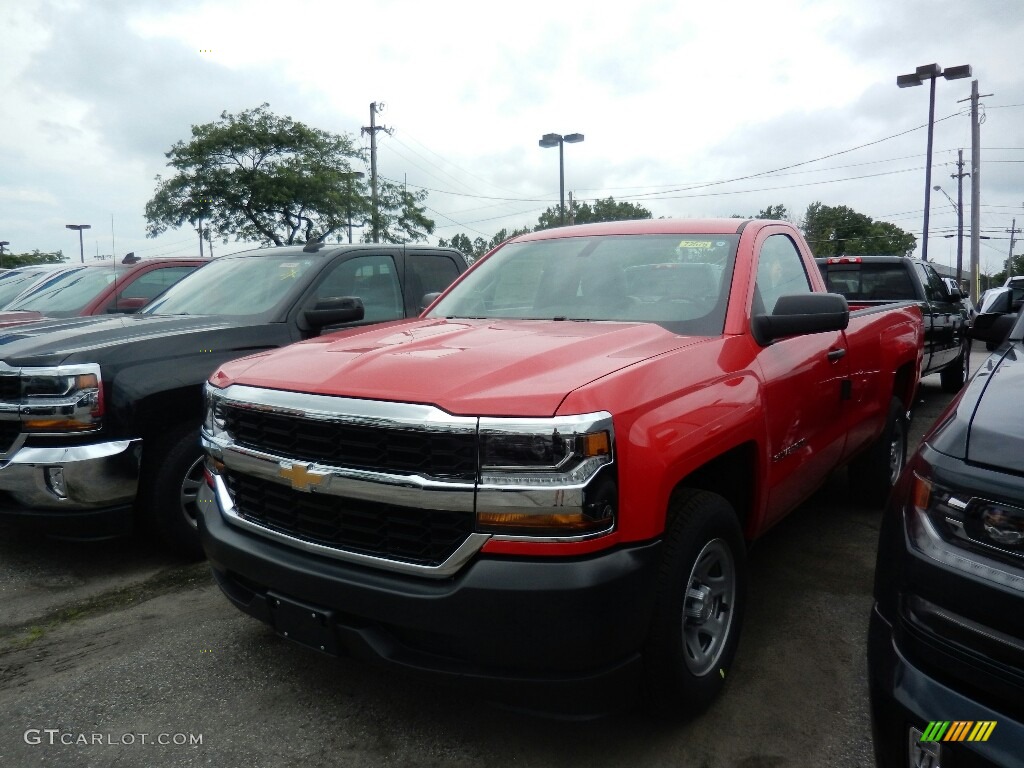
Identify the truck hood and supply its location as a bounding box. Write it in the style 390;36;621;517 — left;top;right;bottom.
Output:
215;318;705;416
965;344;1024;473
0;314;246;366
929;342;1024;473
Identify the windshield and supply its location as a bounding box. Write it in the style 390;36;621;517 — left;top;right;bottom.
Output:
0;269;61;309
821;263;915;300
143;254;320;316
426;233;739;335
5;268;112;316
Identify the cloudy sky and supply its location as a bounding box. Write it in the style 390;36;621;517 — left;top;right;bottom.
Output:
2;0;1022;275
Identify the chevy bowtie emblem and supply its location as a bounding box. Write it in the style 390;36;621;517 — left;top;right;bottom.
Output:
279;462;328;492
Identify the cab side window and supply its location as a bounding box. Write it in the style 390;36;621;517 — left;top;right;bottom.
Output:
404;255;461;314
754;235;812;315
314;255;403;323
102;265;199;312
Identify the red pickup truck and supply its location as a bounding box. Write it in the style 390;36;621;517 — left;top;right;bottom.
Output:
197;219;923;716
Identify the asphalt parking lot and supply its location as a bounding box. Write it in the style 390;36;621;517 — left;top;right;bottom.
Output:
0;350;987;768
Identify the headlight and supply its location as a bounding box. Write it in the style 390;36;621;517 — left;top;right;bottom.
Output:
203;383;227;440
0;363;104;434
476;413;616;537
907;469;1024;594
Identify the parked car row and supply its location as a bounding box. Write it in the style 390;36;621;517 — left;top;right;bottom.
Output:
0;244;469;557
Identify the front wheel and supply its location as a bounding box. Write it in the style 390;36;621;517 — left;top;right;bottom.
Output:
139;424;205;560
643;489;746;717
849;397;907;507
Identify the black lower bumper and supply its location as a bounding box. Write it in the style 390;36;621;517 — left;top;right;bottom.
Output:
868;604;1024;768
0;501;135;540
198;484;662;717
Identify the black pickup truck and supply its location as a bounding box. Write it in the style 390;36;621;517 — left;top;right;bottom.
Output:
817;256;971;392
0;243;468;556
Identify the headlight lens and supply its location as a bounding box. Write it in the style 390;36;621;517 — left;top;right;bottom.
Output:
202;383;227;439
0;364;104;433
907;469;1024;594
476;413;616;537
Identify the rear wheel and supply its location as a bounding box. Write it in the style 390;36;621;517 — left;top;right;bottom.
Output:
940;343;969;393
849;397;907;506
139;423;205;560
644;489;746;717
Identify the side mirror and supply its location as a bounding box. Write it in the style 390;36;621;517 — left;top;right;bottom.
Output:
419;291;443;313
752;293;850;346
979;288;1012;315
303;296;365;329
970;312;1017;345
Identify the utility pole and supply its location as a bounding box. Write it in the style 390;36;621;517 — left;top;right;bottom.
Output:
1008;218;1020;281
952;150;968;285
958;79;991;303
197;216;205;258
362;102;390;243
567;191;575;225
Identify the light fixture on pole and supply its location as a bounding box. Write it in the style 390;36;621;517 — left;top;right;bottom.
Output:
539;132;584;225
65;224;91;263
896;62;972;262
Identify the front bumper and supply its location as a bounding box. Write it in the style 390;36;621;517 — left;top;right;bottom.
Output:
198;481;661;716
868;605;1024;768
0;438;142;537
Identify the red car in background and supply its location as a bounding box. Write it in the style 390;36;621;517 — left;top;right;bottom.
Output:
0;257;209;327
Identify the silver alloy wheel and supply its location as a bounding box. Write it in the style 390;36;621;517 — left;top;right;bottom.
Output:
888;418;906;486
180;456;205;530
681;538;736;676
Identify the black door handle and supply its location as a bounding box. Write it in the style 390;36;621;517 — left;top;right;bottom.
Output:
827;348;847;362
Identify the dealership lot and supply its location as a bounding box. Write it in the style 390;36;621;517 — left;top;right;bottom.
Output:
0;352;986;768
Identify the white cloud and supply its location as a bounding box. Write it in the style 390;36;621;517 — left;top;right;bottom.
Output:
0;0;1020;268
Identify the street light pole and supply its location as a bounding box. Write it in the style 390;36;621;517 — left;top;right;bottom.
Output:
897;62;972;262
934;184;963;283
65;224;92;263
539;132;584;225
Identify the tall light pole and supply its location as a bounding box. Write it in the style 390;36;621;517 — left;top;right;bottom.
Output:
65;224;91;263
539;132;584;225
0;241;8;269
897;62;972;262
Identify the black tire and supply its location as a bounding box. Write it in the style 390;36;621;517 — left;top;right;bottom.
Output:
986;341;998;352
849;397;907;507
643;489;746;717
939;343;969;393
139;423;205;560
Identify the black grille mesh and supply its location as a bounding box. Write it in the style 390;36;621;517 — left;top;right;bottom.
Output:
226;472;473;565
222;405;476;478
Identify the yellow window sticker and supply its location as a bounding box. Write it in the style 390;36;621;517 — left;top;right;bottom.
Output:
677;240;714;249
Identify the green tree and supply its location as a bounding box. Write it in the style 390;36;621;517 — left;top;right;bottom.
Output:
536;197;652;230
1;249;67;268
802;202;915;257
730;204;788;220
368;179;434;244
757;204;788;220
144;104;433;246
